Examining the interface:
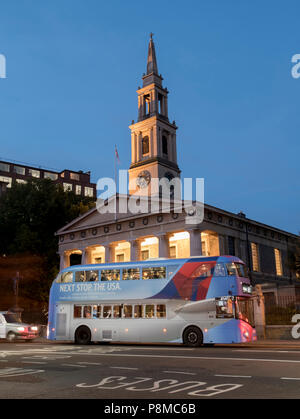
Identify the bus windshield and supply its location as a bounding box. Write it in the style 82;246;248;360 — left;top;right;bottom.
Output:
226;263;249;278
235;297;255;327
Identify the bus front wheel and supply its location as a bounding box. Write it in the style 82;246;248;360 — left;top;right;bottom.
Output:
183;326;203;347
75;326;91;345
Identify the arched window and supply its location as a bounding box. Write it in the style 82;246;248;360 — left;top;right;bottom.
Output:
142;136;150;155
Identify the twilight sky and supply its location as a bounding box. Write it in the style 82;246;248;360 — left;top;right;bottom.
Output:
0;0;299;233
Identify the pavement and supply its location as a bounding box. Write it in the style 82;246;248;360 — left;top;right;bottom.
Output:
33;336;300;349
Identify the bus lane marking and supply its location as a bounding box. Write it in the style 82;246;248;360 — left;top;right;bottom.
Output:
75;375;243;397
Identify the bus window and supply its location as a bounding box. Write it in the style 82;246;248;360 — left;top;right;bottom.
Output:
83;306;92;318
216;298;234;318
134;305;143;318
226;263;238;276
145;305;155;318
86;270;99;282
101;269;120;281
142;267;166;280
113;305;122;318
123;305;133;318
75;271;86;282
235;263;249;278
156;305;166;318
92;305;101;318
214;263;227;277
74;305;82;318
123;268;140;280
103;306;112;318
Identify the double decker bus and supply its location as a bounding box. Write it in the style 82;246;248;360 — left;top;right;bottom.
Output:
47;256;256;346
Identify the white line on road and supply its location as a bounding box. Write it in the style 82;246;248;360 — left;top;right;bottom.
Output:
72;352;300;364
21;361;47;365
110;366;139;370
280;377;300;381
61;364;87;368
163;371;197;376
77;362;102;366
215;374;252;378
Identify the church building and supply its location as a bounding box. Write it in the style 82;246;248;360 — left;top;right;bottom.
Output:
56;35;299;298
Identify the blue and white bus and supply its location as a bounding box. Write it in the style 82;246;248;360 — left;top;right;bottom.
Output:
47;256;256;346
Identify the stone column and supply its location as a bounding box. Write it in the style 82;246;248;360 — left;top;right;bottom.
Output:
129;239;140;262
104;244;114;263
81;247;92;265
157;233;169;258
218;234;226;256
59;251;69;271
188;229;202;257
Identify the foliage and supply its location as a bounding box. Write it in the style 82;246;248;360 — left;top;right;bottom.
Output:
0;179;95;309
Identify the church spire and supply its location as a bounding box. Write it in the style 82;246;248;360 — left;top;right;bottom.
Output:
142;33;163;88
147;33;158;75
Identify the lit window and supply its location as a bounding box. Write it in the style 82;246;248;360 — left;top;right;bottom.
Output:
145;305;155;318
44;172;58;180
14;166;25;175
84;187;94;197
101;269;120;281
75;185;82;195
0;163;10;172
156;305;166;318
28;169;40;178
142;267;166;280
16;179;27;184
141;250;149;260
0;176;12;188
123;268;140;280
274;249;283;276
251;243;260;272
123;305;133;318
70;172;80;181
63;183;72;192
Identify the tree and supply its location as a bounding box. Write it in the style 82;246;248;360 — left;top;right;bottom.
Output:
0;179;95;313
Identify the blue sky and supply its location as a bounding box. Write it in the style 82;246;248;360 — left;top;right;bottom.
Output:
0;0;299;233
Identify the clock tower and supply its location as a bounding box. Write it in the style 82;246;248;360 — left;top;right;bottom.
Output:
128;34;181;196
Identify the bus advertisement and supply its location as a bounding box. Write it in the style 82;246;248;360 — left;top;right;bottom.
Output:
47;256;256;346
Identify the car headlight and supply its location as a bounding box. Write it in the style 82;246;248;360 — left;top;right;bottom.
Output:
17;327;25;332
31;326;38;331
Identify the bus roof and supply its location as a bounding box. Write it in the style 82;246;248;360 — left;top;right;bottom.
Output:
59;255;244;274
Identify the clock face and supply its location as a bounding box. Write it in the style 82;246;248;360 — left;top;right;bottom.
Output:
136;170;151;189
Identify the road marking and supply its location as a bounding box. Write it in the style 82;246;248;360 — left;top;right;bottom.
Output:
280;377;300;381
22;361;47;365
0;368;44;377
163;371;196;376
68;352;300;365
77;362;102;366
215;374;252;378
110;366;139;370
61;364;87;368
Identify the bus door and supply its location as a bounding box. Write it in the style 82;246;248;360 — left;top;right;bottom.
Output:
55;304;71;340
0;314;6;339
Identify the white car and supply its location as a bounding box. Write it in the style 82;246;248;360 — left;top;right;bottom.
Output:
0;311;39;342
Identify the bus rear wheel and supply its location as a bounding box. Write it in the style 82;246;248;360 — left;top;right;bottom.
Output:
183;326;203;347
75;326;91;345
